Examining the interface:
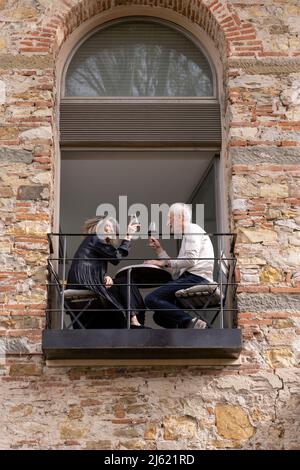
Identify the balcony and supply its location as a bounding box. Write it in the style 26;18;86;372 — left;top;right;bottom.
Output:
43;233;241;364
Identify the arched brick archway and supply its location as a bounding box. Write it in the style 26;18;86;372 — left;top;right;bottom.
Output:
19;0;260;61
42;0;238;235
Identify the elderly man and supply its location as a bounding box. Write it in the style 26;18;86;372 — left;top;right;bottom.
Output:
145;203;215;329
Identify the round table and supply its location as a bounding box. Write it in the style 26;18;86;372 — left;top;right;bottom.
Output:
115;264;173;328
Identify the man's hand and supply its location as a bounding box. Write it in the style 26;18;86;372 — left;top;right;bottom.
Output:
104;275;113;288
148;237;163;255
144;259;166;268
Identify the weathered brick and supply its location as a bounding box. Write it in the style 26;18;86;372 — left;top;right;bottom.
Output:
9;363;42;376
0;187;13;198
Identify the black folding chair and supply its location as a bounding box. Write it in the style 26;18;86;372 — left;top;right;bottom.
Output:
175;251;233;328
48;260;102;329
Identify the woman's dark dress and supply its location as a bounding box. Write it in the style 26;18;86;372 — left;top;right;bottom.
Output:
67;235;145;328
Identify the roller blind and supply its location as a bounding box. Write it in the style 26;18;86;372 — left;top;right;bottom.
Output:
60;101;221;147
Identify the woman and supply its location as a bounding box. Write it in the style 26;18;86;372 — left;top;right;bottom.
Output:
67;216;145;328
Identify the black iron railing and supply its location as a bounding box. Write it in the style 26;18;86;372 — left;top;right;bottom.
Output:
46;233;238;330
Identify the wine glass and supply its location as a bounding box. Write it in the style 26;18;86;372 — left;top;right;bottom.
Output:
148;221;157;237
130;213;139;225
129;213;140;239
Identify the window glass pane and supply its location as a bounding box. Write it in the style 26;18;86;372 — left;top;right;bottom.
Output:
65;21;214;97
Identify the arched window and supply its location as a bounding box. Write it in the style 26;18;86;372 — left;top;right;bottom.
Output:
60;19;220;148
64;20;214;97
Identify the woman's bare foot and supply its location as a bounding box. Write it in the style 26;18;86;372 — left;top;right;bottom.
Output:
130;314;142;327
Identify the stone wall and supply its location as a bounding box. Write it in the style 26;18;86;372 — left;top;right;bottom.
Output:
0;0;299;450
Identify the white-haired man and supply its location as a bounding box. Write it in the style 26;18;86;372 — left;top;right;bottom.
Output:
145;203;215;329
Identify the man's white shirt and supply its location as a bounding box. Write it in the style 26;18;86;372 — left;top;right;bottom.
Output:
158;223;215;282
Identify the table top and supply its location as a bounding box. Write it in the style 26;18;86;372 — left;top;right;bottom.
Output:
115;263;172;288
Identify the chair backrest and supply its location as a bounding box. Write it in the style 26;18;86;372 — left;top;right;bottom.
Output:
217;250;231;302
47;259;63;293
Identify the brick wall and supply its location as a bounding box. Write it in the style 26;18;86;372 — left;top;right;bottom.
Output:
0;0;299;450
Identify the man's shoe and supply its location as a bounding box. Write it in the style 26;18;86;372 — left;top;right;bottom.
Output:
187;318;207;329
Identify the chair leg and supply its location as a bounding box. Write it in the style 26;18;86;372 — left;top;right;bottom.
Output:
198;295;218;328
182;293;218;328
65;298;95;329
183;298;211;328
210;308;221;326
65;298;127;329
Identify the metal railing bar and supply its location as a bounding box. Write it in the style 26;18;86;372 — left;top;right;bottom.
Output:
46;282;238;287
49;257;236;261
127;268;132;329
49;232;237;237
46;308;239;312
61;236;67;330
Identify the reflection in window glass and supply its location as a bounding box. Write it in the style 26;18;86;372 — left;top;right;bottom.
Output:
65;21;214;97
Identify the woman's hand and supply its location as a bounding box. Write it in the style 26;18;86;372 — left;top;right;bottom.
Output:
104;275;113;288
125;221;140;241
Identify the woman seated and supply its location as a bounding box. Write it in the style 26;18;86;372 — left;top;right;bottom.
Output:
67;216;145;328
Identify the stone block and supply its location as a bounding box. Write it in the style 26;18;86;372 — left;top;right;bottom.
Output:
163;415;197;440
260;266;283;284
0;127;18;140
0;148;32;164
60;423;87;440
215;405;255;440
11;7;38;20
20;126;52;141
144;423;158;440
17;185;49;200
239;228;277;244
237;293;300;312
0;187;13;198
260;184;289;198
84;440;112;450
9;363;42;376
267;348;294;368
10;404;33;417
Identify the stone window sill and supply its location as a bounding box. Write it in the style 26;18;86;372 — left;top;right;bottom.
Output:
42;329;242;364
